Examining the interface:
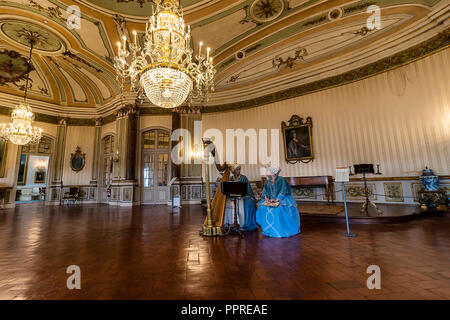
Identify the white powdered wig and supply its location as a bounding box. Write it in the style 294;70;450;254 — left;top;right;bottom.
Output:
264;165;280;176
230;164;241;174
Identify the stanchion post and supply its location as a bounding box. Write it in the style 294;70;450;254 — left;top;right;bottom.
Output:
336;166;356;238
342;181;356;238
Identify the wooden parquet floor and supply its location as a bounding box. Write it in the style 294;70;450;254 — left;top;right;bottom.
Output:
0;204;449;300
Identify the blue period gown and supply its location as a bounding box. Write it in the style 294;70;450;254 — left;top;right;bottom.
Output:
256;175;301;238
224;175;258;231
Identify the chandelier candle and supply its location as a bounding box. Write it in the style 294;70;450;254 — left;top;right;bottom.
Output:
115;0;215;109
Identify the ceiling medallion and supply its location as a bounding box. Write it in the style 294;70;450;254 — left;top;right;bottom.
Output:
0;50;34;87
1;22;62;52
328;7;343;21
115;0;216;109
250;0;285;23
0;34;43;146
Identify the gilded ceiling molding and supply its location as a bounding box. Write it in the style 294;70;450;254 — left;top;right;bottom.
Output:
67;118;97;126
95;118;103;126
201;29;450;113
27;0;68;25
101;113;117;124
272;47;308;69
116;0;153;8
35;113;58;124
61;51;103;73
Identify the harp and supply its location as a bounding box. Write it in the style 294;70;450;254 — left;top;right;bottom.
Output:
202;139;229;232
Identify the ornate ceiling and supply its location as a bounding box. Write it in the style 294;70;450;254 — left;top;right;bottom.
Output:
0;0;448;120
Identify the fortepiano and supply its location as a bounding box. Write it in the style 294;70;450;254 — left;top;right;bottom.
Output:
262;176;334;203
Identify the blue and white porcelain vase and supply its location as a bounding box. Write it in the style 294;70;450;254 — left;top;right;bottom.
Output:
420;167;439;191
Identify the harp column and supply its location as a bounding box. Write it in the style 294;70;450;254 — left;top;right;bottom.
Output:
200;138;222;237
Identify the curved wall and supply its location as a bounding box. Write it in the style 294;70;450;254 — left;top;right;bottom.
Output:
203;48;450;181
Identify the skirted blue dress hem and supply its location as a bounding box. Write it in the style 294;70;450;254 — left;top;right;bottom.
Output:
255;176;301;238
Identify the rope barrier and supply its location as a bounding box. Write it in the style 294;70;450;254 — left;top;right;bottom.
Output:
286;189;424;199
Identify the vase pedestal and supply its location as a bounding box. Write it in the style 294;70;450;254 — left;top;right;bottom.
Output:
418;190;447;212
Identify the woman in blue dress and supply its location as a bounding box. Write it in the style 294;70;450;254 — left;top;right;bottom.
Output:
223;165;258;231
256;166;301;238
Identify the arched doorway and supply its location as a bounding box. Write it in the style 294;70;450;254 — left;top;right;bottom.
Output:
141;128;171;204
15;135;54;203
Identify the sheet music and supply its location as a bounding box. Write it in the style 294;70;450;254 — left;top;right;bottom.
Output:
335;167;350;182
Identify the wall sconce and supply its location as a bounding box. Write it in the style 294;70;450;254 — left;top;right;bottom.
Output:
113;149;120;162
190;143;203;163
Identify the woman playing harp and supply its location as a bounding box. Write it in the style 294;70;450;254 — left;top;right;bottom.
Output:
223;165;258;231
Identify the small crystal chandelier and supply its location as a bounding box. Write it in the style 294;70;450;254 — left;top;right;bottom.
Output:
0;35;42;145
115;0;216;109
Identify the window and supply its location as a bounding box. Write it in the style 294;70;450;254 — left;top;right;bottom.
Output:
103;135;115;154
157;153;169;186
102;135;115;187
143;154;154;187
143;131;156;149
143;129;170;150
157;131;170;149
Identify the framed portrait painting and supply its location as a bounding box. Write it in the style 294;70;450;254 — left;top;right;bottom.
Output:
17;154;28;185
0;140;8;178
281;115;314;163
34;171;46;184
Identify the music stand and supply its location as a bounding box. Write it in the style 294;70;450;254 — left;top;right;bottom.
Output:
221;182;247;237
354;164;382;216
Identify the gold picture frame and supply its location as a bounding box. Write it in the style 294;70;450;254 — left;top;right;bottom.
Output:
281;115;314;163
17;154;28;185
0;140;8;178
70;146;86;172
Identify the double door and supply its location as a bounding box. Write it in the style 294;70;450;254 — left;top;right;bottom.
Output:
142;152;169;204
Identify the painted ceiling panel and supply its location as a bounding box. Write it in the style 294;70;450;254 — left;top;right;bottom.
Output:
59;66;88;102
191;8;255;54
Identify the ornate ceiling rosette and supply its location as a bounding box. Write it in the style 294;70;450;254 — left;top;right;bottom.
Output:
250;0;285;23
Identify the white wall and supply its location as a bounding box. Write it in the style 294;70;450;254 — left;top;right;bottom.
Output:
140;115;172;131
62;126;95;186
202;49;450;181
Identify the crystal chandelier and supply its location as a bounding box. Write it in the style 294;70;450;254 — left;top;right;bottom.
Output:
0;35;42;145
115;0;216;109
